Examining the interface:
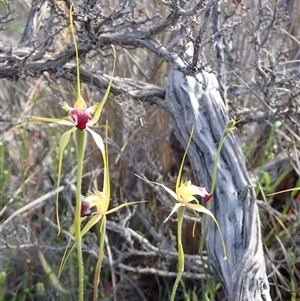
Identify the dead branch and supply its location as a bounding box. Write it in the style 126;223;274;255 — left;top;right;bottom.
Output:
166;54;271;300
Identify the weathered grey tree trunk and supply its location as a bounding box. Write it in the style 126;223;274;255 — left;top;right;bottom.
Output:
165;60;272;301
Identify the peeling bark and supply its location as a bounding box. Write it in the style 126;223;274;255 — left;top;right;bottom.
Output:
166;61;271;301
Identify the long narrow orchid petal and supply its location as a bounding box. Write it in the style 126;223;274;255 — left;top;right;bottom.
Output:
186;203;227;260
58;226;76;278
69;5;86;109
185;203;215;219
89;46;116;126
176;125;195;191
163;186;178;200
106;201;147;215
135;174;178;201
87;127;109;199
81;214;103;238
86;128;105;154
56;127;76;235
28;116;74;126
59;240;77;278
163;203;182;223
184;196;201;237
93;215;106;301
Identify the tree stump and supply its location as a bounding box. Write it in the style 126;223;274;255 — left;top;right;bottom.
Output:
165;61;272;301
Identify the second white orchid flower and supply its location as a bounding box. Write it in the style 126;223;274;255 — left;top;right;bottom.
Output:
136;125;227;301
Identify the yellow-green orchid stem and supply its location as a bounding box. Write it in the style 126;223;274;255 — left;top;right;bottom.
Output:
93;215;106;301
75;129;86;301
104;121;110;201
170;206;185;301
210;118;236;196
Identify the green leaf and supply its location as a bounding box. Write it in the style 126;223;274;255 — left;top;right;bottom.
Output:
38;251;69;295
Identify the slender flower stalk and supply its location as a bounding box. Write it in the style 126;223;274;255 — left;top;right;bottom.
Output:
136;125;227;301
199;116;243;258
